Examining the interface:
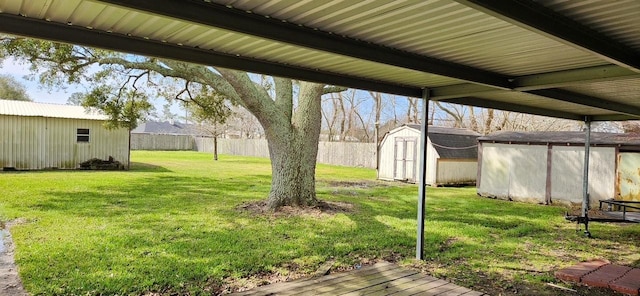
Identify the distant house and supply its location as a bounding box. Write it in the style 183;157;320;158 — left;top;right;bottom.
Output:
378;125;480;186
0;99;129;170
477;131;640;208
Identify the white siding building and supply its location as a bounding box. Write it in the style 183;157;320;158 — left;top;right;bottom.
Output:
0;100;129;170
477;131;640;208
378;125;479;186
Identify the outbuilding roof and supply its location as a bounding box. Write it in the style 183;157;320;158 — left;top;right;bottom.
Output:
479;131;640;146
404;125;479;159
0;1;638;121
0;99;107;120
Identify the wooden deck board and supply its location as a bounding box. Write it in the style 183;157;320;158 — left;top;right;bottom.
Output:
311;269;419;295
233;262;398;296
603;211;640;222
390;279;450;296
279;264;403;296
341;273;435;296
230;262;486;296
364;276;439;296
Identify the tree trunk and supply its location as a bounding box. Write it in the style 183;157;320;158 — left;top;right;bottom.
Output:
266;131;319;209
213;136;218;161
263;82;324;209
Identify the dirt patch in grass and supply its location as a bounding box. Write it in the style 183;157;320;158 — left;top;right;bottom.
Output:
407;260;623;296
237;200;355;218
325;180;389;188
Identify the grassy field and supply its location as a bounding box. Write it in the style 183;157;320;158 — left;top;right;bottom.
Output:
1;151;639;295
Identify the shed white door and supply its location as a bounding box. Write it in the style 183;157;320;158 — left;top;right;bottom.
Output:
394;138;417;182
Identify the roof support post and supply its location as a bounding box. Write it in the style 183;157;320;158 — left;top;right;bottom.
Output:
581;117;592;237
417;89;430;260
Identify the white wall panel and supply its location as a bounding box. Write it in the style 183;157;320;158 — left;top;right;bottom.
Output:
436;160;477;185
551;146;615;207
478;143;547;202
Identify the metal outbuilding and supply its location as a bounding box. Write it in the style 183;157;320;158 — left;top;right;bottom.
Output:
378;125;478;186
478;131;640;208
0;100;129;170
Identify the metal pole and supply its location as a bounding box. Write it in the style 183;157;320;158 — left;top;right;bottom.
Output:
582;117;592;237
375;121;380;179
416;89;429;260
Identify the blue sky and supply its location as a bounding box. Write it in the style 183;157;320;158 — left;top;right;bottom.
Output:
1;57;83;104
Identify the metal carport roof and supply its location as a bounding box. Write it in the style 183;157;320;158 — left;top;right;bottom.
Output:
0;0;638;259
0;0;638;121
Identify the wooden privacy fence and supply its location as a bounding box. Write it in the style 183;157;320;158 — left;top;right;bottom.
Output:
130;134;195;151
131;134;376;168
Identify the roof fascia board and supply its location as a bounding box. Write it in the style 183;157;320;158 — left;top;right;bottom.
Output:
97;0;512;89
0;14;422;98
527;89;640;118
431;64;640;100
454;0;640;73
441;97;584;121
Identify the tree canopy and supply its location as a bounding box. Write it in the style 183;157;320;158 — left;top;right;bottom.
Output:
0;74;31;101
0;36;345;209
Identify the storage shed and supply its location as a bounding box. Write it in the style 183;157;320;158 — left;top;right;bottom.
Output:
477;131;640;208
0;100;129;170
378;125;479;186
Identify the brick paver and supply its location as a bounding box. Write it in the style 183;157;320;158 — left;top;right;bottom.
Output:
609;268;640;296
581;264;632;288
556;260;640;296
554;259;610;282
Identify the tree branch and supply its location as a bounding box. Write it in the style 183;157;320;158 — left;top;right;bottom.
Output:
274;77;292;123
323;86;347;95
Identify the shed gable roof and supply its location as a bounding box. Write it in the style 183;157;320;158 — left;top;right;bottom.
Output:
0;99;107;120
403;125;479;159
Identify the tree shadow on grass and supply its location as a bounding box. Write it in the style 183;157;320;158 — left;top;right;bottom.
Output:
17;173;428;294
12;176;640;295
129;162;173;172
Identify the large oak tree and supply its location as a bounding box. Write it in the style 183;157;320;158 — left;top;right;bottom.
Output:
1;37;345;209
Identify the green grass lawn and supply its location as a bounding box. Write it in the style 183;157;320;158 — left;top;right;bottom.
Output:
1;151;639;295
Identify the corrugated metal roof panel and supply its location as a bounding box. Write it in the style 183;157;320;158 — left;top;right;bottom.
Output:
542;0;640;51
0;0;638;121
213;0;607;76
561;77;640;105
3;0;461;89
7;0;603;79
0;100;108;120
